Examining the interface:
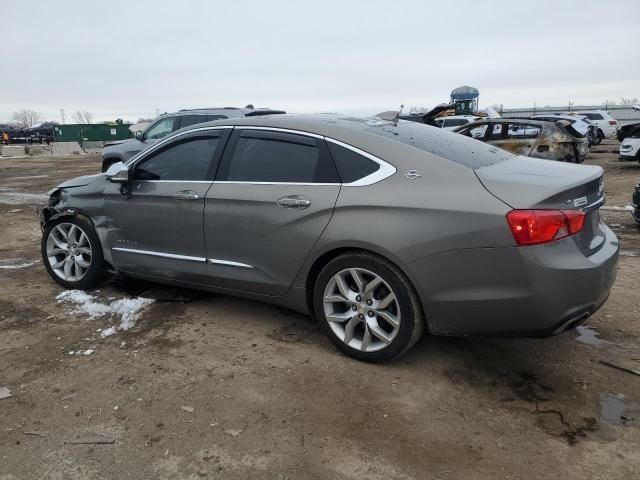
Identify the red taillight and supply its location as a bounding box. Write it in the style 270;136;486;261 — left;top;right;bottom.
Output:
609;120;617;125
506;210;586;246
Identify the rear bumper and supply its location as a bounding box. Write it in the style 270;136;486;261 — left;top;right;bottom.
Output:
405;225;619;337
619;154;637;161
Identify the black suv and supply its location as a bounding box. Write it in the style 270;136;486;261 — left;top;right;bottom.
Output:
101;105;285;171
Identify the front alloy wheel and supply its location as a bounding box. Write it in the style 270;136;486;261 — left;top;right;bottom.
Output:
46;222;92;281
42;216;105;290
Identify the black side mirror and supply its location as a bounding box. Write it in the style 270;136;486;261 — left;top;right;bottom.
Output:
135;130;144;141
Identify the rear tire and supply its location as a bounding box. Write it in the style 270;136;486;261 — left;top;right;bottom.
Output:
313;252;425;362
41;216;105;290
596;129;604;145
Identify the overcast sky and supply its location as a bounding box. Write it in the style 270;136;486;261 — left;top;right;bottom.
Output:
2;0;639;123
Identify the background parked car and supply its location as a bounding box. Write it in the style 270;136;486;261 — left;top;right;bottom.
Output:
531;114;598;146
27;121;57;144
617;121;640;141
398;103;455;127
101;105;285;171
454;118;588;163
619;136;640;162
574;110;618;141
434;115;481;130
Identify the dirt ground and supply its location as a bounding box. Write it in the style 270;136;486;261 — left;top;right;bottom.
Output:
1;140;639;480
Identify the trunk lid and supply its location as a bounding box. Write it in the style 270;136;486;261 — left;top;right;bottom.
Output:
476;156;605;255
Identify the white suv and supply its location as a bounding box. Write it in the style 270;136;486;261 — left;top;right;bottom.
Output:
619;137;640;162
574;110;618;140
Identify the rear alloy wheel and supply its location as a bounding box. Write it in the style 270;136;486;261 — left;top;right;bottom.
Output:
314;252;424;362
42;216;105;289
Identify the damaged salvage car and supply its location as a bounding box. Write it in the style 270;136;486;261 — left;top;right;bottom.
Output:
454;118;589;163
40;114;618;362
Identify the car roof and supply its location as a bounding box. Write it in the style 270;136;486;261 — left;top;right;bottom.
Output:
156;106;286;120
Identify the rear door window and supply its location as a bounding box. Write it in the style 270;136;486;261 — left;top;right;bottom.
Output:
507;123;541;139
583;113;604;120
217;130;340;183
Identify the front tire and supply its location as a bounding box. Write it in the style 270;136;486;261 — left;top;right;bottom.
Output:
41;216;105;290
313;252;425;362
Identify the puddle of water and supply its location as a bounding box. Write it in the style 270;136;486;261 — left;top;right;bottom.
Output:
575;326;613;347
600;394;640;425
0;258;39;270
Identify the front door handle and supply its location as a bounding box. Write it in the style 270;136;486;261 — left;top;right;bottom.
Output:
277;195;311;210
173;190;199;201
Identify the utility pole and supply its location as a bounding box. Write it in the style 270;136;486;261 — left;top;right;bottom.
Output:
60;109;66;124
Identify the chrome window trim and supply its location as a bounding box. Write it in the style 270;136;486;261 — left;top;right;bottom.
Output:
325;138;397;187
127;125;233;168
236;126;324;140
126;125;396;187
208;258;254;269
112;247;206;263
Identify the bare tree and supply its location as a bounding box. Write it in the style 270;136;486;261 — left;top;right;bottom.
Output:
11;109;42;128
73;111;93;124
73;111;94;124
620;97;640;106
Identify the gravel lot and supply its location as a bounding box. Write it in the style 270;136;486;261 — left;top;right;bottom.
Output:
1;140;639;479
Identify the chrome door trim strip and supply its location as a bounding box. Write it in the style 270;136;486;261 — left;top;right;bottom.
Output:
112;247;206;263
237;126;324;139
134;180;213;184
208;258;254;269
325;138;397;186
126;125;233;168
213;181;339;186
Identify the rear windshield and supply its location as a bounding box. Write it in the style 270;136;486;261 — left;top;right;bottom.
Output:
364;119;513;169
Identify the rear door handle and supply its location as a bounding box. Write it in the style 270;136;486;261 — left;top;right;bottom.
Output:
173;190;199;201
277;195;311;209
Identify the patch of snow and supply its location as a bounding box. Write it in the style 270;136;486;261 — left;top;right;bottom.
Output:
56;290;154;334
100;326;117;338
0;259;39;270
82;349;94;356
600;205;634;212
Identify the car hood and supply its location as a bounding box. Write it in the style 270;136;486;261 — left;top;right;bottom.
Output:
104;139;128;147
48;174;103;195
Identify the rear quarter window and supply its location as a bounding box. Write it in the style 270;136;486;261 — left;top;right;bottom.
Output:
366;120;512;168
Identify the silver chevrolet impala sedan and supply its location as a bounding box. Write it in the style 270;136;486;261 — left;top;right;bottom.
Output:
40;114;618;362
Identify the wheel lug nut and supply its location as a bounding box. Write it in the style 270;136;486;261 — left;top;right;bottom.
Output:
368;311;374;317
355;295;362;302
366;299;372;306
358;314;364;319
352;305;357;311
